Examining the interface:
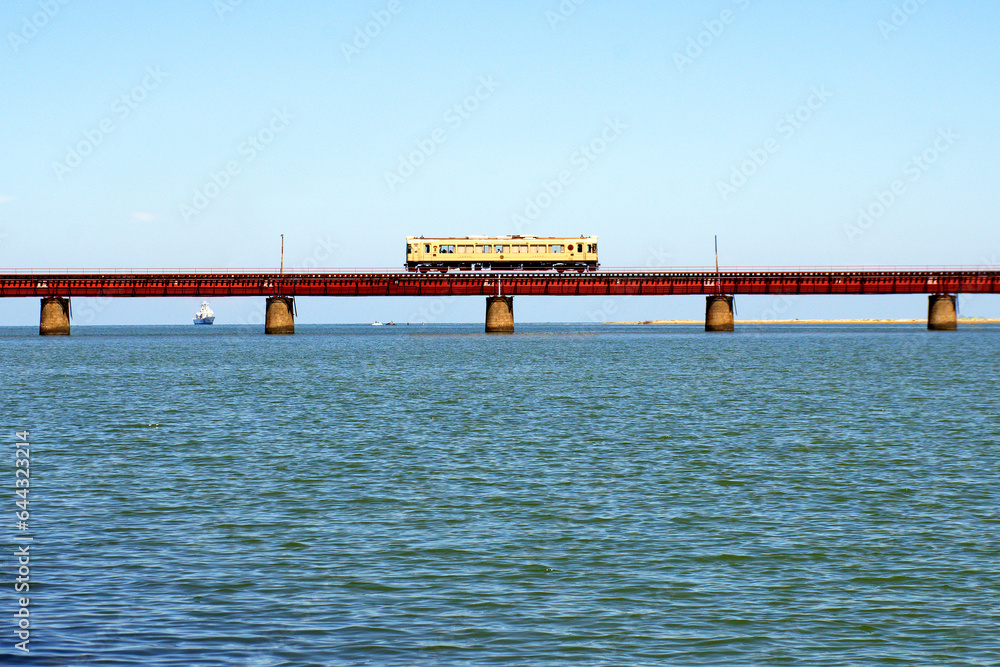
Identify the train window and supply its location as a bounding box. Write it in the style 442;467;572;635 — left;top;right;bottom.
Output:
457;245;472;253
481;245;491;253
495;245;507;253
577;244;583;252
406;244;411;253
550;244;562;253
424;244;430;253
530;244;545;253
513;245;528;253
440;245;455;253
592;243;597;253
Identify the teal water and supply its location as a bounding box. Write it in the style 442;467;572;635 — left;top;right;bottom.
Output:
2;324;999;665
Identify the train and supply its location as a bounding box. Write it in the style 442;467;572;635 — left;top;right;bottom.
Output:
405;235;598;272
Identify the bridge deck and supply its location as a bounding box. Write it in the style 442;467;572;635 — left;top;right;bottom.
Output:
2;268;999;297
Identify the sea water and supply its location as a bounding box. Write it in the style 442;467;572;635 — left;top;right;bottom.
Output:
2;323;998;665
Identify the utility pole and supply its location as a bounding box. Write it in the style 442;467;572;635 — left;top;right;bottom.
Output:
714;235;720;294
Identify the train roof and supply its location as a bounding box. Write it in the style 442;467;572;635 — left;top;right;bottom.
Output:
406;235;597;241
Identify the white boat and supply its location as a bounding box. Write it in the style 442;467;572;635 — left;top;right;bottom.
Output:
193;301;215;325
371;321;383;326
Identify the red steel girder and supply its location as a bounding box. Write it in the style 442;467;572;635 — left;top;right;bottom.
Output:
1;270;999;297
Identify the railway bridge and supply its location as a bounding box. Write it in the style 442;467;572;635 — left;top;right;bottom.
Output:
2;267;998;334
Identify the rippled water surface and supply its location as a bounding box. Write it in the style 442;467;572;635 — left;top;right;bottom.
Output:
3;323;999;665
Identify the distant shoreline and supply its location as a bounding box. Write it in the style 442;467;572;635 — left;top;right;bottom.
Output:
603;318;1000;325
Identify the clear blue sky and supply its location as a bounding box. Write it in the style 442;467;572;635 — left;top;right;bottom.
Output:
2;1;998;324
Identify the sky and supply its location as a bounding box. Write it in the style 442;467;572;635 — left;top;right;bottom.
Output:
1;0;998;325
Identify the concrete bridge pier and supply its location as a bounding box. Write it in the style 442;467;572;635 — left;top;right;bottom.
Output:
705;295;735;332
40;297;71;335
485;296;514;333
927;294;957;331
265;296;295;334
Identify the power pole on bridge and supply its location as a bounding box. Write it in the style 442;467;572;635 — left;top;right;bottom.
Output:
706;235;735;332
266;233;295;334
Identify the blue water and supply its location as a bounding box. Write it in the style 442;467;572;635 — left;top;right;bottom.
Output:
2;324;999;665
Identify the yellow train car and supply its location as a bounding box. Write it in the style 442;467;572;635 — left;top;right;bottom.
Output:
405;235;599;272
